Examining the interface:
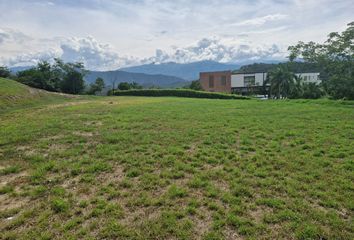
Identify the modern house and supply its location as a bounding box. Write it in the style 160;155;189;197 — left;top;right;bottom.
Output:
199;71;232;93
200;71;321;94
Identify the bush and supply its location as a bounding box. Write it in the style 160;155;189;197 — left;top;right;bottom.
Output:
118;82;143;90
0;66;11;78
302;83;325;99
112;89;247;99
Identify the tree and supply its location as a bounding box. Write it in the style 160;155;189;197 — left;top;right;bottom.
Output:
17;61;60;91
16;59;87;94
54;59;87;94
118;82;131;90
60;69;85;94
289;74;304;99
267;66;295;99
87;77;105;95
130;82;143;89
302;83;325;99
288;22;354;99
189;80;202;90
0;66;11;78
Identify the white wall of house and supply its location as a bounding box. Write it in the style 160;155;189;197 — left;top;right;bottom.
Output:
295;73;321;84
231;73;267;88
231;72;321;88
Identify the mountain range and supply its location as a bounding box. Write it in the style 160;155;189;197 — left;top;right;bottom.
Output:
10;60;242;88
85;70;187;88
120;60;241;80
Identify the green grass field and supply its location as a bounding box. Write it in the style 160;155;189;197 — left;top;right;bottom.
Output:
0;78;353;239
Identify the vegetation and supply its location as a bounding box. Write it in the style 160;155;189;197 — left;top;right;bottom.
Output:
185;80;203;91
113;89;247;99
289;22;354;100
0;66;11;78
265;66;324;99
15;59;87;94
267;66;295;99
87;77;105;95
0;79;353;239
117;82;143;91
0;78;71;111
235;62;321;74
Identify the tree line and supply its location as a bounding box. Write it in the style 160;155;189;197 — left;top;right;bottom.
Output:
242;22;353;100
0;59;107;95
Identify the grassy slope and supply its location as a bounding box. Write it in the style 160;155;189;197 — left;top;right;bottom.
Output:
0;82;353;239
0;78;79;112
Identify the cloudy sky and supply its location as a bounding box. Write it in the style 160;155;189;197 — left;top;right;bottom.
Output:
0;0;352;70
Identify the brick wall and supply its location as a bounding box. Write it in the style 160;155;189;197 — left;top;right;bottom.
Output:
199;71;231;93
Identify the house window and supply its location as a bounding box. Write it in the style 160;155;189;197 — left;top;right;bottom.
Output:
304;76;308;81
244;76;255;86
221;76;226;86
209;75;214;88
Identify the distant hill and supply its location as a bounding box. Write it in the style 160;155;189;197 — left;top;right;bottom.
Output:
85;70;188;88
10;66;188;88
120;60;241;80
9;66;33;73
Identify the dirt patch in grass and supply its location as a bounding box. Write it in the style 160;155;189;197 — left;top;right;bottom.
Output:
223;226;245;240
191;206;213;238
97;165;125;183
248;206;272;224
121;206;161;227
0;171;28;187
186;142;199;155
40;101;91;111
47;143;69;152
16;145;31;152
84;121;103;127
0;194;30;212
73;131;95;137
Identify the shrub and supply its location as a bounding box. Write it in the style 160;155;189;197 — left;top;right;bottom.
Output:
112;89;248;99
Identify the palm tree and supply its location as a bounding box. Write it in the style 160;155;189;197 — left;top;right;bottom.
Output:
289;74;304;98
268;66;295;99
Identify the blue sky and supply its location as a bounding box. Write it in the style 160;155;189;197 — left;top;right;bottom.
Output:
0;0;353;70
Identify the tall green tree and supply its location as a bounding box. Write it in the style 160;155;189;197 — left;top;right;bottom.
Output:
118;82;131;90
16;59;87;94
17;61;60;91
54;59;87;94
289;74;304;99
0;66;11;78
188;80;202;90
87;77;105;95
267;66;295;99
288;22;354;99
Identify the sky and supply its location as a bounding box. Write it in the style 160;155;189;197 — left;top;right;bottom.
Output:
0;0;353;70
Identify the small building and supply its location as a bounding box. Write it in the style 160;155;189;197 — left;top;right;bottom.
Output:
231;72;268;94
200;70;321;95
199;71;232;93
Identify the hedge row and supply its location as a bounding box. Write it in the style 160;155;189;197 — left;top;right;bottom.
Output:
112;89;248;99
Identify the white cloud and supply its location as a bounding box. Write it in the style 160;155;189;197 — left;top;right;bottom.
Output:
59;36;139;70
230;14;288;27
0;27;31;44
0;30;140;70
0;27;288;70
145;37;286;64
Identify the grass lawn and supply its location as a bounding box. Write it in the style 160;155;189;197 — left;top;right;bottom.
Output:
0;79;353;239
